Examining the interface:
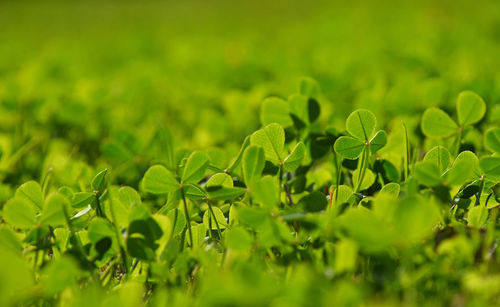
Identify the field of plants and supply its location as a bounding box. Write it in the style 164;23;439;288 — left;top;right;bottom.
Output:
1;0;500;306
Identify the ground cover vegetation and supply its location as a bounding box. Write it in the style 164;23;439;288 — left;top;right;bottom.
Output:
1;0;500;306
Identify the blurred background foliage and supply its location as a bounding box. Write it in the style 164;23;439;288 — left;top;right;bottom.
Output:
1;0;499;148
0;0;500;306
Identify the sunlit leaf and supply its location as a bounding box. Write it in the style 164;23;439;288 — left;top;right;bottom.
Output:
346;109;377;140
421;107;458;137
456;91;486;126
143;165;179;194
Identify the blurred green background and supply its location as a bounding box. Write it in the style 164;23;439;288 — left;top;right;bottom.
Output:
0;0;499;184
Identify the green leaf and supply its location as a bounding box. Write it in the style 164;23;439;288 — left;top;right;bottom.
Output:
333;185;354;205
0;227;23;252
457;91;486;126
260;97;293;127
153;214;172;253
380;183;400;197
346;109;377;140
40;256;81;296
299;77;320;99
455;151;481;181
203;207;227;230
166;209;186;236
181;151;210;184
3;198;37;229
352;168;376;191
298;191;327;212
334;136;364;159
153;126;176;170
468;205;488;227
236;207;269;229
143;165;179;194
421;107;458;138
369;130;387;154
479;156;500;181
91;169;107;193
250;123;285;163
423;146;452;174
393;196;440;245
289;94;309;126
227;136;250;174
206;173;233;187
88;217;115;243
206;186;246;201
334;239;358;273
338;207;394;252
484;127;500;154
129;217;163;244
15;181;43;210
444;158;474;186
71;192;95;209
283;142;305;172
242;146;265;185
225;227;253;250
118;186;141;208
413;161;442;186
288;94;320;126
190;224;206;248
0;250;34;306
251;175;279;210
42;193;69;227
184;184;206;200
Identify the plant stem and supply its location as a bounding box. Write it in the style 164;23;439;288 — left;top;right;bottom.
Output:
335;152;342;205
41;168;52;198
455;127;463;157
354;145;369;193
475;176;485;206
107;185;129;273
95;193;104;218
181;187;193;248
208;202;223;240
402;122;410;182
278;163;283;205
284;184;294;206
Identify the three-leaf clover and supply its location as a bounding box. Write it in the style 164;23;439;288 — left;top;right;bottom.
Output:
421;90;485;138
250;123;305;171
334;109;387;159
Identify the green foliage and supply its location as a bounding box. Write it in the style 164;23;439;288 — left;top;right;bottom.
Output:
142;165;179;194
457;91;486;126
283;142;306;171
242;146;265;185
421;108;458;137
250;123;285;163
3;198;37;229
260;97;293;127
346;109;377;140
485;127;500;154
2;80;499;307
334;136;364;159
0;2;499;302
181;151;210;184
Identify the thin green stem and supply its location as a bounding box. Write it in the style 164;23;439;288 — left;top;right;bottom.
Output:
41;169;53;198
94;193;105;218
107;184;129;273
335;153;342;204
455;127;463;157
475;176;485;206
278;163;284;205
181;187;193;248
354;145;369;193
402;122;410;182
208;202;223;240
